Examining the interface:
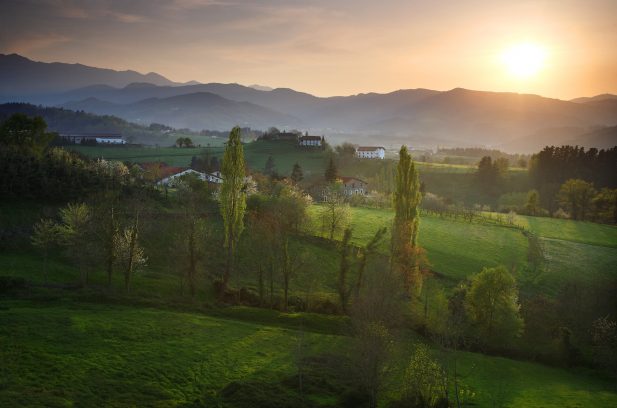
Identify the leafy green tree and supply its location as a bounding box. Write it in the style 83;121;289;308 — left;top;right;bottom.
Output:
392;145;422;293
558;179;596;220
31;219;59;283
476;156;502;195
335;142;357;157
175;137;185;147
0;113;55;157
290;162;303;184
494;157;509;175
402;344;448;407
324;156;338;183
465;266;524;346
593;188;617;224
219;126;247;296
525;189;541;215
57;203;91;285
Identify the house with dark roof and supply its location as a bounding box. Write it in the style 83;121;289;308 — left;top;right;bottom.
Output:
298;135;324;147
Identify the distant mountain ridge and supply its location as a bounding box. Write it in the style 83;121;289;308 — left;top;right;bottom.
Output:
0;53;189;97
62;92;301;131
570;94;617;103
2;53;617;152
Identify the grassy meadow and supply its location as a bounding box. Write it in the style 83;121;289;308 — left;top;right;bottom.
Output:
69;140;330;176
3;141;617;407
2;299;617;408
2;201;617;406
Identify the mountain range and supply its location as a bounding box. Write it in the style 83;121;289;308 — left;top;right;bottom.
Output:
1;53;616;153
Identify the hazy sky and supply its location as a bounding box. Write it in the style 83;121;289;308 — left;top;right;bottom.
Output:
1;0;616;99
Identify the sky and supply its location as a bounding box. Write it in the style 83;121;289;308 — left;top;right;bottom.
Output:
1;0;616;99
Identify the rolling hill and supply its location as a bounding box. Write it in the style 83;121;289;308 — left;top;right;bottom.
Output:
3;54;617;151
62;92;301;130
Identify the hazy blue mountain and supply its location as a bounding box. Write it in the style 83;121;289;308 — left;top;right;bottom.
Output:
3;54;617;151
0;53;179;99
62;92;301;131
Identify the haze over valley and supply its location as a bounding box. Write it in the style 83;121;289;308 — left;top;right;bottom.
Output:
2;53;616;152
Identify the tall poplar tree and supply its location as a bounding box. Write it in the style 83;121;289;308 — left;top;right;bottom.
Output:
392;145;422;293
219;126;247;296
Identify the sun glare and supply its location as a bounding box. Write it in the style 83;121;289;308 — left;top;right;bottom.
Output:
501;43;547;79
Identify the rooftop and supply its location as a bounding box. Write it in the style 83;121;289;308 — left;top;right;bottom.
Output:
357;146;385;151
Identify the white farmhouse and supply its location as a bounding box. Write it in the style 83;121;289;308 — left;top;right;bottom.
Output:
356;146;385;159
298;135;324;147
158;169;207;186
60;133;126;144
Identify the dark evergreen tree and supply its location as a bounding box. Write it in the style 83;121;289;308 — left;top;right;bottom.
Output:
325;157;338;183
290;162;303;183
264;155;276;176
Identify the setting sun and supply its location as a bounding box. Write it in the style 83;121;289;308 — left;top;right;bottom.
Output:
501;43;547;79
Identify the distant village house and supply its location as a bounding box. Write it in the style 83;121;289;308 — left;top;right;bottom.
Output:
339;176;368;196
356;146;385;159
298;135;324;147
60;133;126;145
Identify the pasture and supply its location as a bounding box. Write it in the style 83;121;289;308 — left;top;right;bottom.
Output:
69;140;330;176
1;300;616;407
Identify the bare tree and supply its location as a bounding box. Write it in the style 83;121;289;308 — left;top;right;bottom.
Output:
320;184;350;240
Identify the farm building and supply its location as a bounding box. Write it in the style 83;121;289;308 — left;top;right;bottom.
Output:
298;135;324;147
339;176;368;195
60;133;126;144
158;169;207;186
356;146;385;159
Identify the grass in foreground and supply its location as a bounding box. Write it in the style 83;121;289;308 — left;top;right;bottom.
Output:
1;300;616;407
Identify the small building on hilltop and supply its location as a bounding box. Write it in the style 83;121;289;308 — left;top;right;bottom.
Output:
339;176;368;196
356;146;385;159
60;133;126;145
298;135;324;147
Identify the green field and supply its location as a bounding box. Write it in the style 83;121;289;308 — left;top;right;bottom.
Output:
2;300;616;407
69;145;214;167
3;198;617;406
515;214;617;248
0;300;343;407
69;140;330;177
308;206;617;298
310;206;530;282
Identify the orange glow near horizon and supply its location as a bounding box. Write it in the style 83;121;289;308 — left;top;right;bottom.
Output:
501;43;547;79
